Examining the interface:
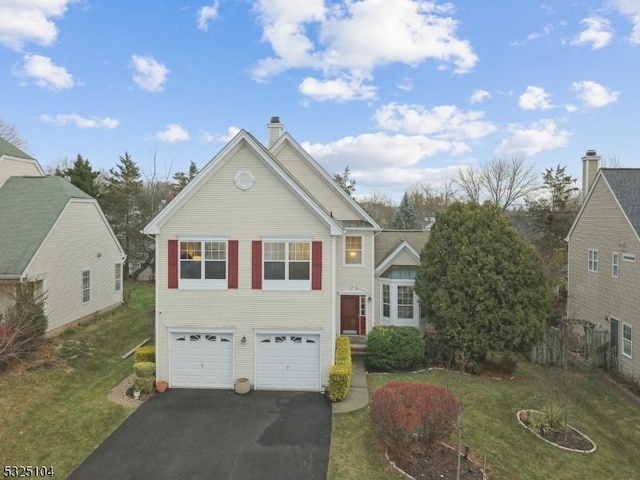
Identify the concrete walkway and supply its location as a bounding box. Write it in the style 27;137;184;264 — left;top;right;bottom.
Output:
332;356;369;414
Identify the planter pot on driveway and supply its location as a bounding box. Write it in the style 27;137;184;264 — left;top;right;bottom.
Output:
235;378;250;395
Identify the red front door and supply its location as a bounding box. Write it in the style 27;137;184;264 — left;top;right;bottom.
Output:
341;295;360;334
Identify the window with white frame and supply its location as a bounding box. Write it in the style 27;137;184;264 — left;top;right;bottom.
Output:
115;263;122;291
612;252;619;278
82;270;90;303
397;286;414;319
359;295;367;317
381;280;419;327
382;284;390;318
263;241;310;289
179;240;227;288
623;324;632;358
588;249;598;273
345;236;363;265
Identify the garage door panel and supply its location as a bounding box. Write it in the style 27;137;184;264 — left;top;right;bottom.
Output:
255;333;320;391
170;332;233;388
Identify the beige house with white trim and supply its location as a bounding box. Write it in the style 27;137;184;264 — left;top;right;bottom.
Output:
566;150;640;377
144;118;430;392
0;138;126;334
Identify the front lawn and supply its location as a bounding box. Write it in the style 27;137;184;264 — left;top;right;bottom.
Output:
0;282;155;478
330;360;640;480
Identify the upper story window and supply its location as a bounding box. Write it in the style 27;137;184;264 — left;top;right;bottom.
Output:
82;270;90;303
623;323;632;358
588;249;598;273
345;236;363;265
612;252;619;278
263;241;310;290
179;240;227;289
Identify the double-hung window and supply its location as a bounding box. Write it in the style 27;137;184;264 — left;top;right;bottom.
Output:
381;280;419;328
588;249;598;273
263;241;310;290
115;263;122;291
82;270;90;303
345;236;363;265
623;324;632;358
179;239;227;289
612;252;619;278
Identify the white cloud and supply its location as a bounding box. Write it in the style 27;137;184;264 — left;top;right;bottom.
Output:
302;132;469;172
40;113;119;129
397;77;414;91
197;2;219;31
252;0;477;100
495;119;571;157
609;0;640;44
156;124;190;143
354;164;461;194
572;17;613;49
572;80;620;108
131;54;170;92
200;126;241;143
0;0;75;50
15;54;74;90
518;86;553;110
374;103;496;140
299;75;376;102
469;89;490;104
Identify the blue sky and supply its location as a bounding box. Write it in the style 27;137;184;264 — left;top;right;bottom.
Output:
1;0;638;201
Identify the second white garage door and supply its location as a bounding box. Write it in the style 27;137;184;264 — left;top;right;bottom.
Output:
255;333;321;391
170;332;233;388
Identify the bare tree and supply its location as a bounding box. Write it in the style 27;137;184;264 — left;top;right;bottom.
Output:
455;156;539;209
358;190;396;228
0;118;28;151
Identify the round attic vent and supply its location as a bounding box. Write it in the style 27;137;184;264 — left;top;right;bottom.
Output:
234;170;255;191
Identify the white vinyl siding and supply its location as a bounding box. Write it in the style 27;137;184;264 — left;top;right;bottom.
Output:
623;324;632;358
588;249;598;273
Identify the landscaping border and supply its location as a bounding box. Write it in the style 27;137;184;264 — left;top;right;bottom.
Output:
516;410;597;454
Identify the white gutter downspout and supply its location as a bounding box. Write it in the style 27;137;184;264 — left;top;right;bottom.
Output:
330;234;337;366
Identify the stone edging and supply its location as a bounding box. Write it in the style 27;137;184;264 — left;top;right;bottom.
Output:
516;410;597;454
384;443;487;480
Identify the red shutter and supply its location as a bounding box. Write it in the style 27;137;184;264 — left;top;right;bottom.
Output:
228;240;238;289
252;241;262;289
312;241;322;290
168;240;178;289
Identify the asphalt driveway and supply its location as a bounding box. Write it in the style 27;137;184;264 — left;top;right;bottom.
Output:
69;389;331;480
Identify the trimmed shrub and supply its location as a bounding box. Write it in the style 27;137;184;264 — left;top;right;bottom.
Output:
134;345;155;363
133;376;155;394
133;361;155;378
328;336;352;402
370;381;462;461
367;326;424;372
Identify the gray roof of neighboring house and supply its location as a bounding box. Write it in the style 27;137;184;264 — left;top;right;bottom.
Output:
601;169;640;236
374;229;430;267
0;176;91;276
0;136;33;160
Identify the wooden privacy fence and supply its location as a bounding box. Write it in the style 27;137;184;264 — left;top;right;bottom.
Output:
531;326;566;366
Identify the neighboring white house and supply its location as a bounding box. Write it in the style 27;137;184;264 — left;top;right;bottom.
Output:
144;118;432;392
0;137;126;334
566;149;640;377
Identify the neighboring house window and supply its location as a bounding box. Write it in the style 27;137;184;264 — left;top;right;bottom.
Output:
345;236;363;265
612;252;619;278
623;253;636;263
382;284;390;318
115;263;122;291
179;240;227;289
263;241;310;290
82;270;90;303
588;249;598;273
623;324;632;358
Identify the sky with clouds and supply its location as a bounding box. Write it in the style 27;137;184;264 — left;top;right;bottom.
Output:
1;0;638;201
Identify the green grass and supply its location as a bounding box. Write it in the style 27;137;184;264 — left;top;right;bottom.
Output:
330;360;640;480
0;282;155;478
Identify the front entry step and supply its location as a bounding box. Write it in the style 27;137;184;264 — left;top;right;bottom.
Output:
347;335;368;357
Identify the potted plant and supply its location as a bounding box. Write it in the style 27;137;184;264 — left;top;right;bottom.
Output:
156;380;168;393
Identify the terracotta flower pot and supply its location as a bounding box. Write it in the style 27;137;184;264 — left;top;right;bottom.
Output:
156;380;168;393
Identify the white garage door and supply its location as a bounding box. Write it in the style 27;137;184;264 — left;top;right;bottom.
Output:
255;333;321;391
170;332;233;388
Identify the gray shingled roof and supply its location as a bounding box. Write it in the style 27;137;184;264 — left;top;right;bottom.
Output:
375;229;430;267
0;176;91;277
601;169;640;236
0;136;33;160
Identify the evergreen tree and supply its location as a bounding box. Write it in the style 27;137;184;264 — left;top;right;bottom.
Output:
171;161;199;197
333;166;356;198
391;192;419;229
55;154;100;197
415;202;550;361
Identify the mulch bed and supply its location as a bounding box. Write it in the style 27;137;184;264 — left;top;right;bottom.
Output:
388;442;485;479
518;411;594;451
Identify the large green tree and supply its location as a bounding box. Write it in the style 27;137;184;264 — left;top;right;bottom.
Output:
171;160;199;198
391;192;419;229
415;202;550;360
55;154;100;197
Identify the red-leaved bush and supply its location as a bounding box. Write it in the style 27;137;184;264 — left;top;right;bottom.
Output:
370;382;462;460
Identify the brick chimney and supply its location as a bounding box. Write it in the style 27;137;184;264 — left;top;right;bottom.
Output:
267;116;283;148
582;149;600;201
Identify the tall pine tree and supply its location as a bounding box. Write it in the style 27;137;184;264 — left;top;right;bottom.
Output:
391;192;419;229
55;154;100;197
